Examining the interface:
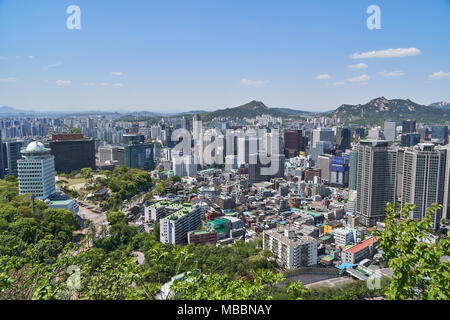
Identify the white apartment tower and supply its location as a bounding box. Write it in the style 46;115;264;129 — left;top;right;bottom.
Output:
18;141;56;200
263;228;317;269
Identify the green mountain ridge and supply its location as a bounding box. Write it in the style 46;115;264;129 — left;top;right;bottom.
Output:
200;100;316;121
332;97;450;125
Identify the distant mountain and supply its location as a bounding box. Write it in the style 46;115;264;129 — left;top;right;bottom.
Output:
332;97;450;125
200;100;315;121
176;110;208;116
0;106;29;114
429;101;450;110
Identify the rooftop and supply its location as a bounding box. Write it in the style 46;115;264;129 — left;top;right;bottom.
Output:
48;199;75;206
344;237;377;254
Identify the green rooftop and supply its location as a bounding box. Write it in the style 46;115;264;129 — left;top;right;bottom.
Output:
164;203;195;221
188;230;212;235
48;199;74;206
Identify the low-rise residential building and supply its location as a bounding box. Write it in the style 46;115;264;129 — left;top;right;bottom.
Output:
333;227;356;247
341;236;377;264
160;204;203;245
187;230;217;245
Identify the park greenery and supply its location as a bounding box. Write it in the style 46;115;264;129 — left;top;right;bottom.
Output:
0;172;449;300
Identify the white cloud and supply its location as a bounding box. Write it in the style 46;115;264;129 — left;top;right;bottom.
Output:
330;81;345;86
429;71;450;79
100;82;109;86
379;71;405;77
240;79;269;87
0;77;17;82
56;80;71;86
112;83;123;87
111;72;123;76
44;61;63;70
352;48;421;59
316;74;331;80
28;56;34;59
346;74;370;82
348;63;368;69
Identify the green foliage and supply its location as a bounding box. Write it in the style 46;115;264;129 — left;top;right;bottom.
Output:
286;281;308;300
102;166;152;210
170;176;182;183
300;279;388;300
106;211;126;225
372;203;450;300
171;269;285;300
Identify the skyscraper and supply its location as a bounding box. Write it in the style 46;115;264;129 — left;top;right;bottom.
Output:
356;140;397;226
402;120;416;134
336;127;352;151
401;144;447;230
384;120;397;142
284;129;303;158
124;143;155;171
2;140;23;177
312;128;334;147
18;142;56;200
349;150;358;191
401;133;421;147
431;125;449;144
48;134;95;173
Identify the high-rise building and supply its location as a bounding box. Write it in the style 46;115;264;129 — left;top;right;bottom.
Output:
122;134;145;145
400;144;447;230
317;155;331;183
356;140;397;226
2;140;23;176
401;133;421;147
402;120;416;134
349;150;358;191
384;120;397;142
329;155;350;187
18;142;56;200
172;154;197;177
368;127;386;140
312;128;334;147
48;134;95;174
150;125;162;141
431;125;449;144
284;129;303;158
98;146;125;165
248;152;285;184
336;127;351;151
124;143;155;171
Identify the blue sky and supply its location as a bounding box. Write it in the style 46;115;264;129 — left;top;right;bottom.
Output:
0;0;449;112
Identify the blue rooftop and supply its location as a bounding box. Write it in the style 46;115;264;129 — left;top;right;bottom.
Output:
338;262;357;270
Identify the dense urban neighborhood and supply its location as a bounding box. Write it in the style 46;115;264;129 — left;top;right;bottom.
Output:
0;100;449;300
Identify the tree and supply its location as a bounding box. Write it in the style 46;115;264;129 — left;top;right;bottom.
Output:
170;269;285;300
106;211;126;225
80;168;93;182
372;203;450;300
286;281;308;300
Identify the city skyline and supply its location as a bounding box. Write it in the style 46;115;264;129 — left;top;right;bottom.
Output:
1;0;450;112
